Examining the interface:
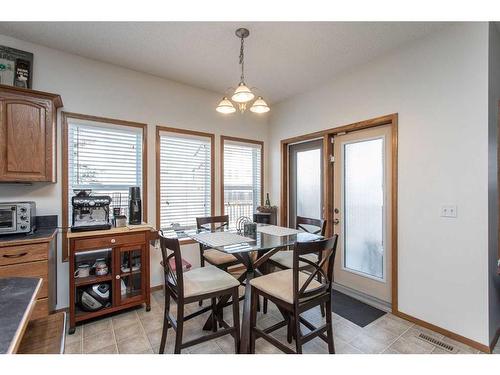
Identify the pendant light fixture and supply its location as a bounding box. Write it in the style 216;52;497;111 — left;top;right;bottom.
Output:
215;96;236;114
216;28;270;115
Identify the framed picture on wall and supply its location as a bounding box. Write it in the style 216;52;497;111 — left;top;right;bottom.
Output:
0;45;33;89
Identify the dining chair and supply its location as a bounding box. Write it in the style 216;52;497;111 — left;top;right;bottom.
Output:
196;215;241;306
196;215;241;270
266;216;328;316
269;217;327;269
248;235;338;354
158;232;241;354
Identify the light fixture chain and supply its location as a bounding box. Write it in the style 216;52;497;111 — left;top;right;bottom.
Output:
239;35;245;83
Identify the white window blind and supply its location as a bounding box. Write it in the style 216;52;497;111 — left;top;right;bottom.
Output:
223;139;262;228
67;120;143;223
159;131;212;231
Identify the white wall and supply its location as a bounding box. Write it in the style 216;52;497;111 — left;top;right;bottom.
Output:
488;22;500;345
268;23;491;345
0;34;269;309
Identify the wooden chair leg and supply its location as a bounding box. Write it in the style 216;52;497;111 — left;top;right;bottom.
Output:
250;289;258;354
325;299;335;354
231;288;240;354
199;251;205;306
294;311;302;354
211;297;218;333
318;274;325;317
286;314;293;343
174;301;184;354
262;263;269;314
159;290;171;353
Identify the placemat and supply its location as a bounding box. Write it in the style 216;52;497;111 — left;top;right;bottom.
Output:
257;225;300;237
192;231;255;248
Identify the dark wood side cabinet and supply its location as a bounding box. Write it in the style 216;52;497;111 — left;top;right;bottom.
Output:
67;226;153;334
0;229;58;320
0;84;63;182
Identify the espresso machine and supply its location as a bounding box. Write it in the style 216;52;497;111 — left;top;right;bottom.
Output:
71;190;112;232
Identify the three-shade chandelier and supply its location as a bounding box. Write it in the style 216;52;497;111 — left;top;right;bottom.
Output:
216;28;270;115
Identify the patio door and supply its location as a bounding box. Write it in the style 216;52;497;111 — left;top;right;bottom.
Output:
288;139;323;229
332;125;392;303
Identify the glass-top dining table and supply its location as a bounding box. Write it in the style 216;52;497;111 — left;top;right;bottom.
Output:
162;224;323;353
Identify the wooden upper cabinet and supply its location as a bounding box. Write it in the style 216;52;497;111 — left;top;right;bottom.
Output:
0;85;63;182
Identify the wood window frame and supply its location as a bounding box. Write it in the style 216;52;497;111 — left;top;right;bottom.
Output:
155;126;215;245
220;135;264;217
61;112;148;261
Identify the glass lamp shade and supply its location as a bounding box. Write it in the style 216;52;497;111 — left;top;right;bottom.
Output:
250;96;270;113
231;82;255;103
216;97;236;114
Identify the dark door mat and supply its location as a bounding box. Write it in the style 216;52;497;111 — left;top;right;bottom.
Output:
332;290;386;327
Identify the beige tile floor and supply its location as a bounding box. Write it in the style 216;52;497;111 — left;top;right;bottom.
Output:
65;288;484;354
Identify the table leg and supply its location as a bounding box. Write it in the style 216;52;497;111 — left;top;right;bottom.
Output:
239;269;255;354
202;254;250;332
202;294;232;331
200;249;280;353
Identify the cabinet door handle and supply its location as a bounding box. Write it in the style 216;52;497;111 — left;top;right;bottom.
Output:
110;239;116;244
115;275;121;280
3;252;28;258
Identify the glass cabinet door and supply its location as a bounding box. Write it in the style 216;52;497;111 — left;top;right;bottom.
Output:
117;245;145;305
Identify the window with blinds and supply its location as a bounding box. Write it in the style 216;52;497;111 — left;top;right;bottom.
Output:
222;139;262;228
159;130;212;231
67;120;144;223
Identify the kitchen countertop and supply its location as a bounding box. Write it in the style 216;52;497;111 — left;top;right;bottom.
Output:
0;228;57;247
67;223;155;239
0;277;42;354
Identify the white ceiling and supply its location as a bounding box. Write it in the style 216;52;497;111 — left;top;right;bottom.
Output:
0;22;452;103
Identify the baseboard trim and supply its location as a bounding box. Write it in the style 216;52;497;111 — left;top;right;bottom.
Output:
151;284;163;292
394;310;490;353
490;327;500;352
54;307;69;314
333;282;392;313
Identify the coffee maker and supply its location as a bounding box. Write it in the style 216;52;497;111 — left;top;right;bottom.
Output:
128;186;142;225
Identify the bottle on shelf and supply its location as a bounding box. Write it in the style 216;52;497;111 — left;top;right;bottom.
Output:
265;193;271;207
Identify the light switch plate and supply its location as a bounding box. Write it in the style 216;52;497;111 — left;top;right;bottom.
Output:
441;205;457;218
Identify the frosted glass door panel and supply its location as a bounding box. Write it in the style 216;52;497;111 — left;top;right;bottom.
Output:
296;149;322;220
288;139;323;229
343;138;384;279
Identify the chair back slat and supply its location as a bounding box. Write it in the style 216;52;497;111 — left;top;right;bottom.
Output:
196;215;230;251
296;216;327;236
158;230;184;299
292;235;338;304
196;215;229;231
